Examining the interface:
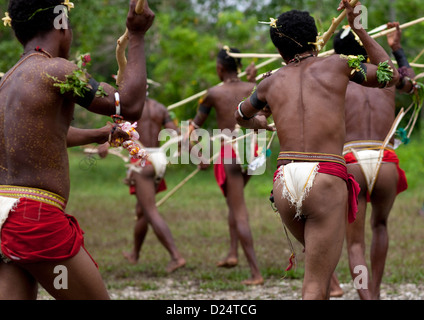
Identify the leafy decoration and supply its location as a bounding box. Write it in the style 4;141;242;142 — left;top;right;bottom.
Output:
340;54;367;81
376;60;394;85
47;53;108;98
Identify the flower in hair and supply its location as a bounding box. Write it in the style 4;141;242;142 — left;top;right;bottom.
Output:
259;18;278;29
62;0;75;11
2;12;11;27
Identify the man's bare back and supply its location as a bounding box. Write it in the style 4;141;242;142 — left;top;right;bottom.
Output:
257;55;351;156
345;85;396;142
136;97;173;147
0;55;77;200
200;80;256;131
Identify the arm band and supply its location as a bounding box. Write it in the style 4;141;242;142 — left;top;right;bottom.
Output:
237;101;254;120
351;63;367;84
250;91;267;110
393;48;410;69
76;77;100;109
198;104;212;115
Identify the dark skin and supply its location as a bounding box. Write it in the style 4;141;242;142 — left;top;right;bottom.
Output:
189;57;264;286
0;0;154;300
340;22;415;300
235;0;399;299
99;97;186;273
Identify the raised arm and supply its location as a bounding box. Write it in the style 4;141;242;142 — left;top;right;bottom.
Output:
386;22;416;94
74;0;155;122
341;0;399;87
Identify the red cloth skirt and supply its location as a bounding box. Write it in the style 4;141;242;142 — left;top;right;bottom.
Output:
1;198;96;266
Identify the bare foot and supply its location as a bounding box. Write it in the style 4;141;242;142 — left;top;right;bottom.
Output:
216;257;238;268
241;277;264;286
166;258;186;273
330;273;344;297
330;287;344;298
122;251;138;265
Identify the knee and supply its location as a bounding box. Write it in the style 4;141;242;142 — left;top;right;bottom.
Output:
370;217;387;230
347;241;366;256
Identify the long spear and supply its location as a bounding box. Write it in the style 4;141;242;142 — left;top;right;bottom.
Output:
116;0;145;86
228;16;424;60
167;57;280;111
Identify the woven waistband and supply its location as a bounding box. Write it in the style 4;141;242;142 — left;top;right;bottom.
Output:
277;151;346;166
0;185;66;211
343;140;394;155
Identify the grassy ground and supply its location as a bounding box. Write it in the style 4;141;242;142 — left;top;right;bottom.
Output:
66;132;424;294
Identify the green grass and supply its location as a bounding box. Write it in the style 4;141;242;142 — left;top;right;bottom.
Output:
66;130;424;293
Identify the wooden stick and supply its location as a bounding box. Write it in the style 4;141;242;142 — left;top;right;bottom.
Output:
412;48;424;64
228;16;424;60
167;57;280;110
370;16;424;39
313;0;359;51
156;151;220;208
116;0;145;86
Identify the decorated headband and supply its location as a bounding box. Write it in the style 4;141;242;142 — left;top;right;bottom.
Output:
259;17;304;48
2;1;74;27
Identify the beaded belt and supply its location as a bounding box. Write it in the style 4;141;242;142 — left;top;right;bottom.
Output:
277;151;346;166
0;185;67;211
343;140;394;155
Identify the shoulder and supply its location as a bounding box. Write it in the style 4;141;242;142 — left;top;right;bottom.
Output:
42;57;79;82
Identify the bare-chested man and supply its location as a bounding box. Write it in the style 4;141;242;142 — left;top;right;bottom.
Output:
332;22;414;300
99;92;188;273
188;47;264;285
0;0;154;300
235;0;399;299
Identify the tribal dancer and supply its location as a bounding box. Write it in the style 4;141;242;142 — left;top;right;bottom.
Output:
235;0;399;299
332;21;414;300
188;47;264;285
0;0;154;300
98;90;190;273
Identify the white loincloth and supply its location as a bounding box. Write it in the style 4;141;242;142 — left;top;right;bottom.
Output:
126;147;168;184
351;149;382;194
274;162;319;218
0;196;20;262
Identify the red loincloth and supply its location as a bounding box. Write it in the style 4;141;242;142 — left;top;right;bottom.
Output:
1;198;97;266
344;149;408;201
214;143;258;197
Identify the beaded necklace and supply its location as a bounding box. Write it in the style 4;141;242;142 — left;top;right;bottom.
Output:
288;53;315;65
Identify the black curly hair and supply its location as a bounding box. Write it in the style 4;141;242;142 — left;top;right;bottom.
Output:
8;0;65;45
217;47;242;73
333;29;368;58
270;10;318;60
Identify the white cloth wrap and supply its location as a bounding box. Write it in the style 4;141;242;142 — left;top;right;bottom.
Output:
126;147;167;184
274;162;319;218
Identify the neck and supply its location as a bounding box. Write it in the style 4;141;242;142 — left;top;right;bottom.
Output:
23;37;59;58
285;51;316;64
223;72;240;83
